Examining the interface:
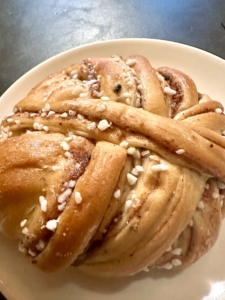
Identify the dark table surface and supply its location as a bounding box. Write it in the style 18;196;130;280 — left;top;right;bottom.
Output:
0;0;225;299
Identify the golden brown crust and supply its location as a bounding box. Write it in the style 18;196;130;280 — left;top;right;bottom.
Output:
0;55;225;276
35;142;126;272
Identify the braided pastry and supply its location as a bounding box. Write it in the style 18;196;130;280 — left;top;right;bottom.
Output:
1;54;225;277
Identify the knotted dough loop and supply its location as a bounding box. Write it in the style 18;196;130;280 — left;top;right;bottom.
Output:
0;55;225;276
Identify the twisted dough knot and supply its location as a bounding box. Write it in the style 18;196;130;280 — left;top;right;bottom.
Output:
1;55;225;276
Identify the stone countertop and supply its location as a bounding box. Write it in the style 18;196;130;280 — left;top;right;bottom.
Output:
0;0;225;97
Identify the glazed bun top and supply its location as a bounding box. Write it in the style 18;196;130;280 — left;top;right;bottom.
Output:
0;54;225;276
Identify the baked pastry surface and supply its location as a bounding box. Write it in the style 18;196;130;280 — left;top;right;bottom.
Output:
0;54;225;276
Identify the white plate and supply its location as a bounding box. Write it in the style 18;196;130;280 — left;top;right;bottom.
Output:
1;39;225;300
